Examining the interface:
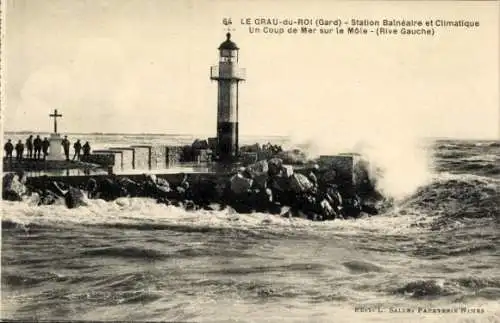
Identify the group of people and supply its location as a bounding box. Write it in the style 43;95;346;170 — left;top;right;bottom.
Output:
3;135;92;162
60;136;91;161
4;135;50;161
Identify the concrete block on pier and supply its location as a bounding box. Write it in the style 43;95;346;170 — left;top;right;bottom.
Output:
318;153;368;190
151;145;167;169
108;150;126;170
131;145;152;170
111;147;135;170
166;146;183;166
93;150;122;171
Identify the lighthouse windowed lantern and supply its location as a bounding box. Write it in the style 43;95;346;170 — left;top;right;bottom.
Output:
210;33;246;163
220;48;237;63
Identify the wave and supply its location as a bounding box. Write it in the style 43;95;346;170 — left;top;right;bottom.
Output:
2;171;498;241
400;173;499;221
393;277;500;300
80;246;169;260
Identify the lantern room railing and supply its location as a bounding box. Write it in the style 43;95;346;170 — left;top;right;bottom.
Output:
210;65;246;81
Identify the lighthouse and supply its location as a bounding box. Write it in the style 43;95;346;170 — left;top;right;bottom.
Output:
210;33;246;162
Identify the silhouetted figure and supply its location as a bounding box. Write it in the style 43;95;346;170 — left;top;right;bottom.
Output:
61;136;70;161
15;140;24;161
4;139;14;161
33;135;42;160
42;138;50;160
82;141;91;156
73;139;82;161
26;135;33;159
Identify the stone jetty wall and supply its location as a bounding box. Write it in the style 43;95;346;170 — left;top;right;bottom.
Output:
50;139;369;196
26;172;224;191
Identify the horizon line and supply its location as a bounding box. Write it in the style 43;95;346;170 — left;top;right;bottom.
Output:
2;131;289;137
2;131;499;141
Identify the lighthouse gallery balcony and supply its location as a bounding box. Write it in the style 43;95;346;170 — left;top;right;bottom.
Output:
210;65;246;81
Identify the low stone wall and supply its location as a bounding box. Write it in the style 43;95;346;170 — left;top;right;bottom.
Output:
78;144;194;171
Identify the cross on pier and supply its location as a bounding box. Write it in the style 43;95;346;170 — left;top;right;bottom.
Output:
49;109;63;134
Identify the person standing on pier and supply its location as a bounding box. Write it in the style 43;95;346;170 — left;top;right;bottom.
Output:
4;139;14;161
26;135;33;159
15;140;24;161
42;137;50;160
61;136;70;161
82;141;91;157
33;135;42;160
73;139;82;161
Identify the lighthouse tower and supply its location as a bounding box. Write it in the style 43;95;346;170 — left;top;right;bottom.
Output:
210;33;246;162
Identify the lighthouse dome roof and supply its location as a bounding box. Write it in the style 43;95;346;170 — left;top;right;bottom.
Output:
218;33;239;50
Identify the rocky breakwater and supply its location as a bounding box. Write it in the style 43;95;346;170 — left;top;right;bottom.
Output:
3;156;388;221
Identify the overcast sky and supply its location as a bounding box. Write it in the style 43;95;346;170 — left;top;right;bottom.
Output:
3;0;499;142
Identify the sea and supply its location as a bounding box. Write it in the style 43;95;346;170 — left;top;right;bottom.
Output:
1;133;499;323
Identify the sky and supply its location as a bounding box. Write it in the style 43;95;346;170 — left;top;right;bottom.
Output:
2;0;499;141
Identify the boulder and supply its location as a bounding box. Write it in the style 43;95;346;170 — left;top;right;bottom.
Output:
319;199;336;220
268;176;290;193
64;187;88;209
282;165;294;178
39;190;58;206
268;158;283;176
245;160;269;189
2;173;27;201
289;173;314;193
229;173;253;195
247;160;269;174
252;173;269;190
98;178;126;201
156;177;171;190
118;177;141;197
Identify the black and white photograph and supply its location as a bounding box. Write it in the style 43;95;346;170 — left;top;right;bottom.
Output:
1;0;499;322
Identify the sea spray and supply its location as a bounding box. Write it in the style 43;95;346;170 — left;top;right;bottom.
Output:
287;127;434;201
352;135;434;200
